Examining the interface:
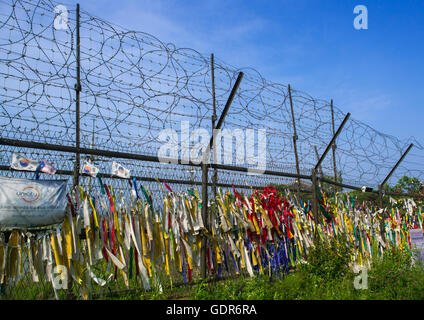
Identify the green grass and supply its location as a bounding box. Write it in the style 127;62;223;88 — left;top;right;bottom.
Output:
3;240;424;300
189;243;424;300
103;243;424;300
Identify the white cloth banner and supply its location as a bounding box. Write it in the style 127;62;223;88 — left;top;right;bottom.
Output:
111;161;130;179
80;161;99;177
0;176;68;228
10;153;39;172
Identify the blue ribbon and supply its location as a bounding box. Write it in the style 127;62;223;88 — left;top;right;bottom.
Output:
132;177;139;200
222;249;229;273
181;250;186;284
230;251;238;273
35;161;43;180
246;237;251;251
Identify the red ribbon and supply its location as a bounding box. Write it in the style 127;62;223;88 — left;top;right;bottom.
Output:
188;266;192;282
104;184;115;214
164;181;173;193
206;246;211;273
66;194;76;217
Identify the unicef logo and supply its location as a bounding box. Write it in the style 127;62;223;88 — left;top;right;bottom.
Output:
17;186;41;204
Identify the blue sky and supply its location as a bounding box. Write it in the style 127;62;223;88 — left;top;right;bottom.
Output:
74;0;424;144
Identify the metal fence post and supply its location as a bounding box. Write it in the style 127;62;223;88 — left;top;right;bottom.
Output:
378;184;385;242
379;143;414;191
315;113;351;173
330;100;339;191
311;112;350;240
314;146;324;177
200;71;244;279
200;161;209;279
73;3;81;187
378;143;413;242
211;53;218;198
288;84;301;193
311;168;319;240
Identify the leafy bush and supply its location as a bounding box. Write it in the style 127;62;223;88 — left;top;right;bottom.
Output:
367;246;424;299
299;237;353;281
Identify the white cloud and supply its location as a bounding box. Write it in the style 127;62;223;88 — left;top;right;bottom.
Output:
82;0;274;69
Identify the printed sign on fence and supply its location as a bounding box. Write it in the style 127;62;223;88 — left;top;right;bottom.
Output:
0;176;68;228
409;228;424;263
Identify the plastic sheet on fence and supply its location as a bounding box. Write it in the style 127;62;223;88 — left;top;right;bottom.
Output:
0;177;68;229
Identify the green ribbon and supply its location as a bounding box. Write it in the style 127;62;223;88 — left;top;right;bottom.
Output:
169;229;175;260
128;247;133;279
317;186;332;221
140;185;153;208
187;189;202;208
187;189;195;197
96;173;105;195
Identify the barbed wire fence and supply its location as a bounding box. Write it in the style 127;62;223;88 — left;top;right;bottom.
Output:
0;0;423;299
0;0;422;192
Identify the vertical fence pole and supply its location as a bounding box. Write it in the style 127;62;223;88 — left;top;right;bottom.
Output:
314;146;323;177
73;3;81;187
330;100;338;191
288;84;301;193
379;143;414;191
312;112;350;235
200;72;244;279
315;113;351;172
378;143;414;241
211;54;218;198
311;168;319;240
378;184;385;242
200;161;209;279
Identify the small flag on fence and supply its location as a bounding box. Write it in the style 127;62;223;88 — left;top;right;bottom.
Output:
111;161;130;179
81;161;99;177
10;153;39;172
38;159;56;175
